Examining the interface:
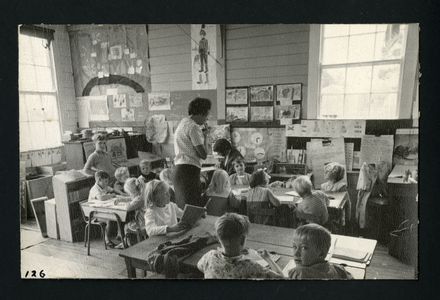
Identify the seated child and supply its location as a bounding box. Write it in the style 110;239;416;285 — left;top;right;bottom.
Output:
159;168;176;203
144;180;188;237
288;223;353;279
113;167;130;196
246;170;281;225
197;212;282;279
229;158;251;186
138;159;159;185
293;176;329;226
88;170;120;247
321;162;347;192
83;134;117;182
202;169;240;215
114;178;146;247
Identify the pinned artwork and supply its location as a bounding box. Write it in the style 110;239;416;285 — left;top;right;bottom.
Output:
129;93;143;107
226;88;248;105
250;85;274;103
121;108;135;121
226;107;248;122
191;24;217;90
112;94;127;108
109;45;122;60
250;106;273;122
145;114;168;143
148;92;171;111
276;104;301;121
88;95;109;121
276;83;302;102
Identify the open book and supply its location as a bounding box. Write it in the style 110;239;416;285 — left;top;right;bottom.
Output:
180;204;207;226
332;247;371;263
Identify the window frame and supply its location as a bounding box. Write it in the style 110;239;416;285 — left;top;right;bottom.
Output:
306;24;419;120
19;26;63;152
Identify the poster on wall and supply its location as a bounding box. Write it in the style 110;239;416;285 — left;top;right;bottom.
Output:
275;104;301;121
148;92;171;111
226;88;248;105
191;24;217;90
226;107;248;122
250;106;273;122
87;95;109;121
250;85;274;103
276;83;302;102
121;108;135;121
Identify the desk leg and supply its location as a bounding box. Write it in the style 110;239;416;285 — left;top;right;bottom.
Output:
114;214;127;248
124;258;137;279
87;212;93;256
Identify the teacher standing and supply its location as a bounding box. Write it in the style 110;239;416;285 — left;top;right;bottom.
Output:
173;97;211;208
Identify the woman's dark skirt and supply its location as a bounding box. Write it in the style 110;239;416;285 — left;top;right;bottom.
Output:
173;164;203;208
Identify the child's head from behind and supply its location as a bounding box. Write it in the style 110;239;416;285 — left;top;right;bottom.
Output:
144;179;170;208
324;162;345;183
215;213;250;254
95;170;110;188
292;224;331;267
139;160;152;175
114;167;129;183
124;178;143;197
159;168;174;186
249;169;270;188
232;158;246;175
92;134;107;152
292;175;313;197
207;169;231;195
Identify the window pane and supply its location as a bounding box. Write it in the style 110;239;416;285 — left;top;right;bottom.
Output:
349;24;377;35
344;94;371;119
320;95;344;118
323;25;349;37
29;122;47;150
321;67;346;94
372;64;400;93
345;66;372;94
35;66;54;92
30;36;51;67
19;34;33;65
19;94;29;122
348;34;375;63
321;37;348;64
25;94;45;121
370;93;398;119
44;121;62;147
19;64;37;91
374;25;406;60
41;94;59;121
20;122;32;152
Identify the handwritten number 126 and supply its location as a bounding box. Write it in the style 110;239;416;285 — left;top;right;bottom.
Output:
24;270;45;278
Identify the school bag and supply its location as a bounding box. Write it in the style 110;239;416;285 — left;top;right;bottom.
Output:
146;234;218;278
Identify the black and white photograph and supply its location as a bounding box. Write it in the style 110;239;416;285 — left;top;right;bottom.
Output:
19;23;419;281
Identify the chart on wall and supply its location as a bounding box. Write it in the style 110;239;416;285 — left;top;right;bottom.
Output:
191;24;217;90
69;24;151;97
231;128;286;162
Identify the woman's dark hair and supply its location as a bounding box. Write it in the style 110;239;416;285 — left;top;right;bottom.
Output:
213;138;232;156
188;97;211;116
249;170;266;188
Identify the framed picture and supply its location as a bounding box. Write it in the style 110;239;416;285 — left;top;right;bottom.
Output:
226;106;248;122
148;92;171;111
226;88;248;105
250;106;273;122
276;83;302;102
250;85;274;103
275;104;301;120
109;45;123;60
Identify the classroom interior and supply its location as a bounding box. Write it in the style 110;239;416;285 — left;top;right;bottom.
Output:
19;24;419;279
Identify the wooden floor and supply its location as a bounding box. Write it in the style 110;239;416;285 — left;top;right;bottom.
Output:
20;222;416;280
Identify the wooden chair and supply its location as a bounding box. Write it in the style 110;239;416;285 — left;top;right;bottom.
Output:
79;200;107;254
247;207;277;225
367;196;390;243
125;227;148;246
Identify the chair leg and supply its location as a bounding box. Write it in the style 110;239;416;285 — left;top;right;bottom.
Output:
87;219;92;256
84;224;89;247
101;224;107;250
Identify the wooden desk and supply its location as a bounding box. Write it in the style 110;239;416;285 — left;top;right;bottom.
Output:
80;201;136;252
119;216;376;279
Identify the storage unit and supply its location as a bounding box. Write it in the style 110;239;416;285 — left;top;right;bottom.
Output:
52;173;95;242
25;174;54;218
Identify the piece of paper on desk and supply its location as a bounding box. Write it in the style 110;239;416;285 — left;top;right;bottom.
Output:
285;190;300;197
282;259;297;277
277;195;295;204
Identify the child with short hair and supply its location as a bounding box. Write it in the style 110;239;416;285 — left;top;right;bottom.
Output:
83;134;117;181
197;212;282;279
288;224;353;279
159;168;176;203
229;158;251;186
114;178;146;247
246;169;281;225
114;167;130;196
293;176;329;225
202;169;240;215
321;162;347;192
143;180;188;236
88;170;119;247
138;159;159;184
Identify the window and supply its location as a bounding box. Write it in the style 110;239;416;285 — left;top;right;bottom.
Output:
19;26;62;152
307;24;419;120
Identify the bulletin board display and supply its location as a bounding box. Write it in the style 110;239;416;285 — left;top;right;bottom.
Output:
231;127;286;162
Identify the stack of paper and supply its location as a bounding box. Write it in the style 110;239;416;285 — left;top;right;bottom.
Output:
332;247;371;263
